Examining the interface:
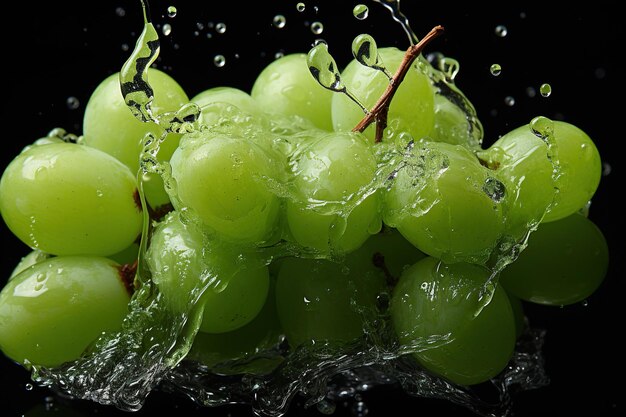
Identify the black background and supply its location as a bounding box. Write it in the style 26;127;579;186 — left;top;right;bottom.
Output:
1;1;623;416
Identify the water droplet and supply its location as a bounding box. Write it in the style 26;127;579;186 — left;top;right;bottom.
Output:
66;96;80;110
490;63;502;76
504;96;515;106
216;22;226;34
540;83;552;97
581;299;589;307
115;7;126;17
311;21;324;35
317;399;337;415
274;51;284;59
121;43;129;51
167;6;177;18
526;86;536;98
353;4;369;20
273;14;286;28
36;273;46;282
213;54;226;67
352;34;385;72
162;23;172;36
376;292;390;312
351;400;369;417
34;283;44;291
595;68;606;79
520;11;527;19
530;115;554;138
495;25;508;37
307;41;344;92
296;2;306;12
602;162;611;176
483;177;506;202
25;383;33;391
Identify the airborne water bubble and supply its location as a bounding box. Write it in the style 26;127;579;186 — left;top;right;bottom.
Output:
66;96;80;110
490;63;502;76
504;96;515;106
216;22;226;33
495;24;508;37
213;54;226;67
273;15;286;29
540;83;552;97
311;21;324;35
162;23;172;36
353;4;369;20
297;2;305;12
167;6;177;18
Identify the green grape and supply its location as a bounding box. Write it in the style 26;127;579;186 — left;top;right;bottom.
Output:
146;211;270;333
9;250;51;280
83;68;189;210
0;143;142;256
275;256;386;348
500;213;608;306
286;131;381;255
0;256;131;367
507;292;526;339
186;277;282;372
169;130;281;244
108;242;139;266
332;47;434;144
348;226;426;281
251;53;334;131
383;141;505;264
481;120;602;233
192;86;262;122
390;257;516;386
83;68;189;173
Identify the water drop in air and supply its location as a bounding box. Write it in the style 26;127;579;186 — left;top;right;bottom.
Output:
311;21;324;35
353;4;369;20
540;83;552;97
167;6;177;18
297;2;305;12
216;22;226;34
504;96;515;106
25;383;33;391
66;96;80;110
162;23;172;36
602;162;611;176
213;54;226;67
490;63;502;76
526;86;537;98
351;401;369;417
115;7;126;17
581;299;589;307
273;15;286;29
495;25;508;37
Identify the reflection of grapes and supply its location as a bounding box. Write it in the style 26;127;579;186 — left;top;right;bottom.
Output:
1;1;616;414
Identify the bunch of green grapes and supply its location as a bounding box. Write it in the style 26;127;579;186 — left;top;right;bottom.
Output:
0;32;608;392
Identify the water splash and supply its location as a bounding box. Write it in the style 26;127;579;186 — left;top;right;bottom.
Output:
372;0;418;45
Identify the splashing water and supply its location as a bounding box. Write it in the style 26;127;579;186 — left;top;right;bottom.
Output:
27;2;551;416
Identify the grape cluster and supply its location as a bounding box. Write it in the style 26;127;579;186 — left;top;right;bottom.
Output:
0;38;608;398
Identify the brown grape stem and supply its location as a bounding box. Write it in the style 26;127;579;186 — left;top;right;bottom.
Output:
352;25;445;143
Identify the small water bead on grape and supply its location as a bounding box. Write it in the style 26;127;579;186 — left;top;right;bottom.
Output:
311;21;324;34
273;14;286;29
495;24;508;37
167;6;177;18
296;2;305;12
215;22;226;33
540;83;552;97
353;4;369;20
490;63;502;76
